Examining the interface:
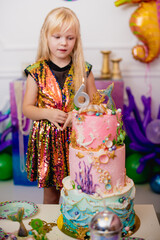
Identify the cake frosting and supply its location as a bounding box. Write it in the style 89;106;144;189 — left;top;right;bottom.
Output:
60;100;136;237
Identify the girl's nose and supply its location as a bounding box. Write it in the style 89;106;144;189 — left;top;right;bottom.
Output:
61;37;67;45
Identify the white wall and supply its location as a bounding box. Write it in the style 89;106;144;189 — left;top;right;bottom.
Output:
0;0;159;117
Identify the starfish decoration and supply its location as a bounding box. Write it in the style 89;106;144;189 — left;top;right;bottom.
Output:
109;151;116;159
76;152;85;158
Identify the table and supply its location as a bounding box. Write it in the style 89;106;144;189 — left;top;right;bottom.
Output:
0;204;160;240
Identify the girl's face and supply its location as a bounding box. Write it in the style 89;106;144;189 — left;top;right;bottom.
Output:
48;26;76;65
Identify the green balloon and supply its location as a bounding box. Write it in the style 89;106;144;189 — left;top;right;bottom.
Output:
125;135;137;157
152;162;160;175
0;153;13;180
126;153;150;184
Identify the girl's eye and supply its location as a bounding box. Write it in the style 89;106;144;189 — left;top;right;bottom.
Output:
68;37;75;40
53;35;60;39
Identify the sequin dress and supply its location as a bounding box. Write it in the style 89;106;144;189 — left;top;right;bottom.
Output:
25;60;92;189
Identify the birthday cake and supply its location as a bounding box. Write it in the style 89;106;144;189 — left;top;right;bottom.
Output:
60;89;136;237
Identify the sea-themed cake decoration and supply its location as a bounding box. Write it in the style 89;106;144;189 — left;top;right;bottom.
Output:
98;82;116;110
4;207;56;239
59;81;138;238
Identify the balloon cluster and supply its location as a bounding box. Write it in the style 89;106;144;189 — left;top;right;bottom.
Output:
115;0;160;63
123;87;160;192
0;112;12;152
0;111;13;180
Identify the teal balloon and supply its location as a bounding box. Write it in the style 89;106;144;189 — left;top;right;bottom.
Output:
150;174;160;194
126;153;150;184
0;153;13;180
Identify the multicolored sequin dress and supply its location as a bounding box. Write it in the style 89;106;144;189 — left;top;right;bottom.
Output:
25;60;92;189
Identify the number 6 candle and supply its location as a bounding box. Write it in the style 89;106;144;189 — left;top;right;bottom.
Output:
74;78;90;108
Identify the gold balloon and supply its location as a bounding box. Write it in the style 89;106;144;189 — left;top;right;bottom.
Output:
115;0;154;6
115;0;160;63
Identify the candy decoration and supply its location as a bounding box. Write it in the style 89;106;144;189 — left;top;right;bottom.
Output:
150;174;160;193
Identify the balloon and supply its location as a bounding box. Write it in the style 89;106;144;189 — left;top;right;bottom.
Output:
115;0;160;63
124;135;137;157
0;153;13;180
123;87;160;174
146;119;160;144
152;162;160;174
150;174;160;193
126;153;150;183
115;0;154;6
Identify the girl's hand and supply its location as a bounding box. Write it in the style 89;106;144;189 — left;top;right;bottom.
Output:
62;111;72;130
47;109;68;130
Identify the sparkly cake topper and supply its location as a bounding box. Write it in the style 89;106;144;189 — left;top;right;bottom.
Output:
91;91;105;105
98;83;116;110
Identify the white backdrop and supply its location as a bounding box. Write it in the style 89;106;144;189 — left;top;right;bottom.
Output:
0;0;159;117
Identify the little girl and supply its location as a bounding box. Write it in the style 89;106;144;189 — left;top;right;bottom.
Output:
23;7;97;204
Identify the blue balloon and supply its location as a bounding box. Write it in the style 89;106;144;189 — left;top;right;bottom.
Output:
150;174;160;194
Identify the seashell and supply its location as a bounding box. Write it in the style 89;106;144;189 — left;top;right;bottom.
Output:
99;155;109;164
78;104;105;114
86;111;95;116
105;140;113;148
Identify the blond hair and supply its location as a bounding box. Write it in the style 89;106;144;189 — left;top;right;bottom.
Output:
36;7;86;91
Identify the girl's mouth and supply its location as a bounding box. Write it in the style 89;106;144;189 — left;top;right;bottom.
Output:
58;49;67;52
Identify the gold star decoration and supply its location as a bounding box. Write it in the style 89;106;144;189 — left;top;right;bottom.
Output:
76;152;85;158
109;151;116;159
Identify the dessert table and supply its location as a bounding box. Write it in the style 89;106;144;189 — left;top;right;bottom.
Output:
0;204;160;240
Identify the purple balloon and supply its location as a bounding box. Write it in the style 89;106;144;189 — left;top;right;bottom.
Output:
146;119;160;144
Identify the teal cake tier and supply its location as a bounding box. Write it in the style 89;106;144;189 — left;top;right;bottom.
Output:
60;176;136;237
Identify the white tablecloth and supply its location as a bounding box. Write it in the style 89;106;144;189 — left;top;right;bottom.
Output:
0;204;160;240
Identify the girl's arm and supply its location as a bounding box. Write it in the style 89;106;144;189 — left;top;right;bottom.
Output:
86;71;97;101
23;75;67;130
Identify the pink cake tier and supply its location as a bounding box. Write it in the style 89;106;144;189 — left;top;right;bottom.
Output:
69;145;125;194
72;106;121;150
70;105;126;194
